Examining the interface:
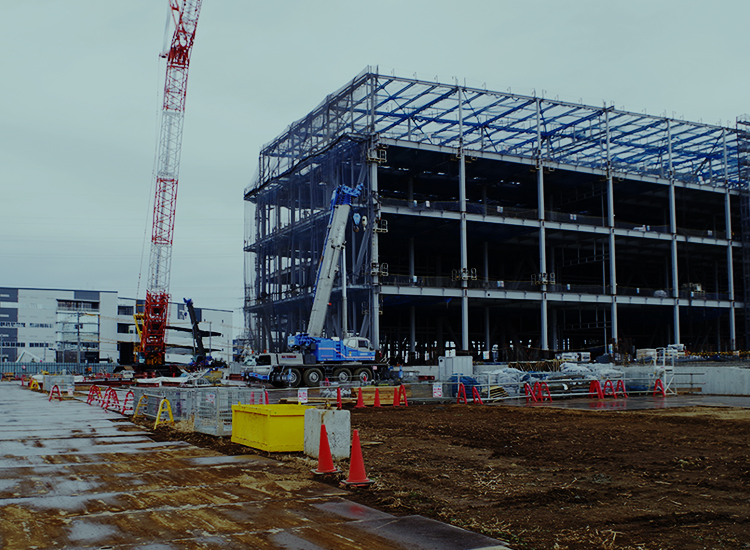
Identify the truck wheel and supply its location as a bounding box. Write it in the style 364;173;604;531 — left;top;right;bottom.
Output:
353;367;372;383
303;368;323;387
332;368;352;384
286;368;302;388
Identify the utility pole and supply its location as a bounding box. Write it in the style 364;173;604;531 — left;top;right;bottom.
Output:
77;310;82;364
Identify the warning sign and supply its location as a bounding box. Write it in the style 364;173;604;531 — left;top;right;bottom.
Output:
298;388;308;404
432;383;443;398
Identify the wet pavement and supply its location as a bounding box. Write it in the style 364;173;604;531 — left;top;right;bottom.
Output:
0;382;510;550
506;393;750;410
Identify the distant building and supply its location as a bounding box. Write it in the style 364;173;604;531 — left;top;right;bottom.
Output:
0;287;232;364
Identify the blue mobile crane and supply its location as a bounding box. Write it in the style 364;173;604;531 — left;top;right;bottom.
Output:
257;181;384;387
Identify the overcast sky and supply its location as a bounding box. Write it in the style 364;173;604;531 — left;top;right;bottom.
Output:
2;1;748;338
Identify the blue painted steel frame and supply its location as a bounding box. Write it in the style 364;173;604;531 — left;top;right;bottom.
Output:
247;68;746;196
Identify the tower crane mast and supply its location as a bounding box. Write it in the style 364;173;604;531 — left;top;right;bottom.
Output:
141;0;203;365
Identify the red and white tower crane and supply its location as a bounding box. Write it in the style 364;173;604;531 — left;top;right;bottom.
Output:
141;0;203;365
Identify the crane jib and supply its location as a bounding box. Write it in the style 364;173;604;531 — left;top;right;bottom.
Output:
141;0;204;366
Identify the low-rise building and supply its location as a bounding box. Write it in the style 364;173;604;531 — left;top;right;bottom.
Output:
0;287;232;364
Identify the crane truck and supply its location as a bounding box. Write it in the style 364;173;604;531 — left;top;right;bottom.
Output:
253;181;386;388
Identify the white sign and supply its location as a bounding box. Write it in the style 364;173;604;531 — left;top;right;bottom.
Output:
432;383;443;398
66;385;74;397
297;388;308;404
206;393;215;404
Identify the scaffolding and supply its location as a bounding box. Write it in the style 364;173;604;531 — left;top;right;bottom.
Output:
244;68;749;360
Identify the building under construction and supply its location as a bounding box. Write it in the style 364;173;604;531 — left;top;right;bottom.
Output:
244;69;750;362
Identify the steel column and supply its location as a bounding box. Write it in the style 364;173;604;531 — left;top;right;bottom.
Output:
370;155;380;350
726;189;736;349
410;306;416;362
458;86;469;351
484;306;490;355
605;108;618;345
537;98;548;350
668;120;680;344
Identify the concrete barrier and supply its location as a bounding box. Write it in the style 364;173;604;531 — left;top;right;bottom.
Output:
304;408;350;460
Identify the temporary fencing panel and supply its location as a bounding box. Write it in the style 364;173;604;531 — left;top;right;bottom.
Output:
131;386;266;436
2;363;114;376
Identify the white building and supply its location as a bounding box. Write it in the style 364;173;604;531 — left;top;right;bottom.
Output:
0;287;232;365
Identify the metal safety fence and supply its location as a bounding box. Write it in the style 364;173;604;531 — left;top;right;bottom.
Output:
1;363;115;376
131;386;279;436
122;368;707;437
130;383;396;436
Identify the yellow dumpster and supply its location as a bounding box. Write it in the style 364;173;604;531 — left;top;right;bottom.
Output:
231;404;314;452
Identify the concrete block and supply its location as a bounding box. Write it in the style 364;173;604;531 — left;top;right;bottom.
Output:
42;375;75;392
304;408;350;460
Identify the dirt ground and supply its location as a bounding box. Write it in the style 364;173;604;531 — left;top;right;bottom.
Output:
145;403;750;550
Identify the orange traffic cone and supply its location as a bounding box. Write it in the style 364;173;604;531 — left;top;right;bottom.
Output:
373;387;382;407
336;386;342;409
312;424;341;475
354;387;366;409
264;390;270;404
392;387;400;407
342;429;373;487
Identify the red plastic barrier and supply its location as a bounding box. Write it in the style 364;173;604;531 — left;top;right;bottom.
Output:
653;378;666;397
48;385;63;402
121;390;135;414
602;379;618;398
102;388;121;411
471;386;484;405
456;383;467;404
524;383;538;403
588;380;604;400
615;379;628;398
534;381;552;402
86;385;102;405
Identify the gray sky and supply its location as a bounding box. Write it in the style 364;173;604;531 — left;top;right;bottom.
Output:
2;1;748;338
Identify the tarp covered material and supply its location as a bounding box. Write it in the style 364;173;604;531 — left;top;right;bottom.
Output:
487;367;525;397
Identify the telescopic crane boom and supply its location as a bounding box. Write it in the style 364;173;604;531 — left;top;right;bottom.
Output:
141;0;203;365
305;183;364;337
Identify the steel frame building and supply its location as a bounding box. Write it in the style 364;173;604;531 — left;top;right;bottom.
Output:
244;68;750;362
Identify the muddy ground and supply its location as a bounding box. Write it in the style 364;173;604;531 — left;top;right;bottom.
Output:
144;403;750;550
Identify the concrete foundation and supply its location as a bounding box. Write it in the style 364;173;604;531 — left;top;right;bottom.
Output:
305;408;351;460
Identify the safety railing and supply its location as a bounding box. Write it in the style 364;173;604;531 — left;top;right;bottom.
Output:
0;363;115;376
